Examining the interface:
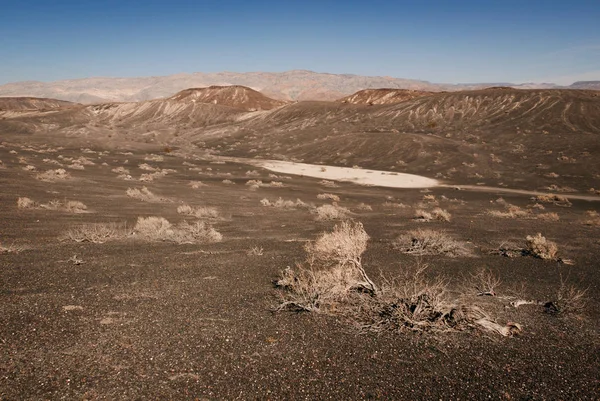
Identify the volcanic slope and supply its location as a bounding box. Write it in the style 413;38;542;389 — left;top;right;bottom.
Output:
337;88;433;105
194;88;600;192
169;85;288;111
0;87;287;143
0;97;75;111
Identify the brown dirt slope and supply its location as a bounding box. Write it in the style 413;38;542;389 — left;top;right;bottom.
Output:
0;97;75;111
169;85;288;111
337;88;433;105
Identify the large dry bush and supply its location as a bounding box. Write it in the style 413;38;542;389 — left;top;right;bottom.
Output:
276;221;376;312
488;204;531;219
414;208;451;222
63;223;127;244
534;194;572;207
276;222;518;336
395;229;471;257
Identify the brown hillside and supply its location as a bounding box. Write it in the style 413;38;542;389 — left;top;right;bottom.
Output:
169;85;288;111
0;97;75;111
337;88;433;105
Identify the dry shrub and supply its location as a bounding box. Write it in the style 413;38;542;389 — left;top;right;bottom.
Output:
39;199;87;213
112;166;130;174
0;241;25;254
465;268;502;296
276;221;376;312
189;181;207;189
126;187;166;202
537;212;559;221
63;223;127;244
36;169;71;182
139;163;157;171
319;179;339;188
139;171;167;182
356;202;373;211
260;197;308;208
314;204;350;220
488;204;531;218
144;154;164;162
583;210;600;226
534;194;572;207
23;165;36;171
554;279;587;313
117;174;134;180
177;204;219;219
525;233;558;260
17;197;37;209
395;229;471;257
414;208;451;222
247;246;264;256
245;170;260;177
222;179;235;185
134;216;222;244
246;179;262;190
383;201;408;209
317;193;340;202
276;223;517;336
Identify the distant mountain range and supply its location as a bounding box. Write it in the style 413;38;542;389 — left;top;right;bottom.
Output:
0;70;598;104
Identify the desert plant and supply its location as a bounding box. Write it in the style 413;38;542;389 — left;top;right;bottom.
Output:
395;229;470;257
313;204;350;220
177;204;219;219
525;233;558;260
35;169;71;182
126;187;166;202
17;197;37;209
247;246;264;256
317;193;340;202
63;222;127;243
133;217;222;244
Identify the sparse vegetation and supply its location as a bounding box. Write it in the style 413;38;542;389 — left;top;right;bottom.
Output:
276;222;517;336
394;229;471;257
177;204;219;219
414;208;451;222
313;204;350;220
534;194;572;207
317;193;340;202
126;187;167;202
63;222;127;244
35;168;71;182
17;197;37;209
133;217;222;244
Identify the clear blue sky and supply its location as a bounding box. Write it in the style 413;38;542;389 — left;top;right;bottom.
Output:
0;0;599;85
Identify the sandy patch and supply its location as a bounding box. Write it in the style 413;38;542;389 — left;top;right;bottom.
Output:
254;160;438;189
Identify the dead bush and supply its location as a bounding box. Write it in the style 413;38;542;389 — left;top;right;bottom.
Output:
275;224;518;336
395;229;471;257
526;233;558;260
133;216;222;244
488;204;531;218
177;204;219;219
260;197;308;209
63;223;127;244
36;169;71;182
583;210;600;226
314;204;350;220
534;194;572;207
17;197;37;209
126;187;166;202
317;193;340;202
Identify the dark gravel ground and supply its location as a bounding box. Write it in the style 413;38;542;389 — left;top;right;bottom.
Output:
1;139;599;400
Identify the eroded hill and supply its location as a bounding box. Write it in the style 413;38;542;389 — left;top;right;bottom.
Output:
1;88;599;192
337;88;433;105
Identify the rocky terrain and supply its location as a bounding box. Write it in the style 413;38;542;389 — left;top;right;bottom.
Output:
1;86;599;399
